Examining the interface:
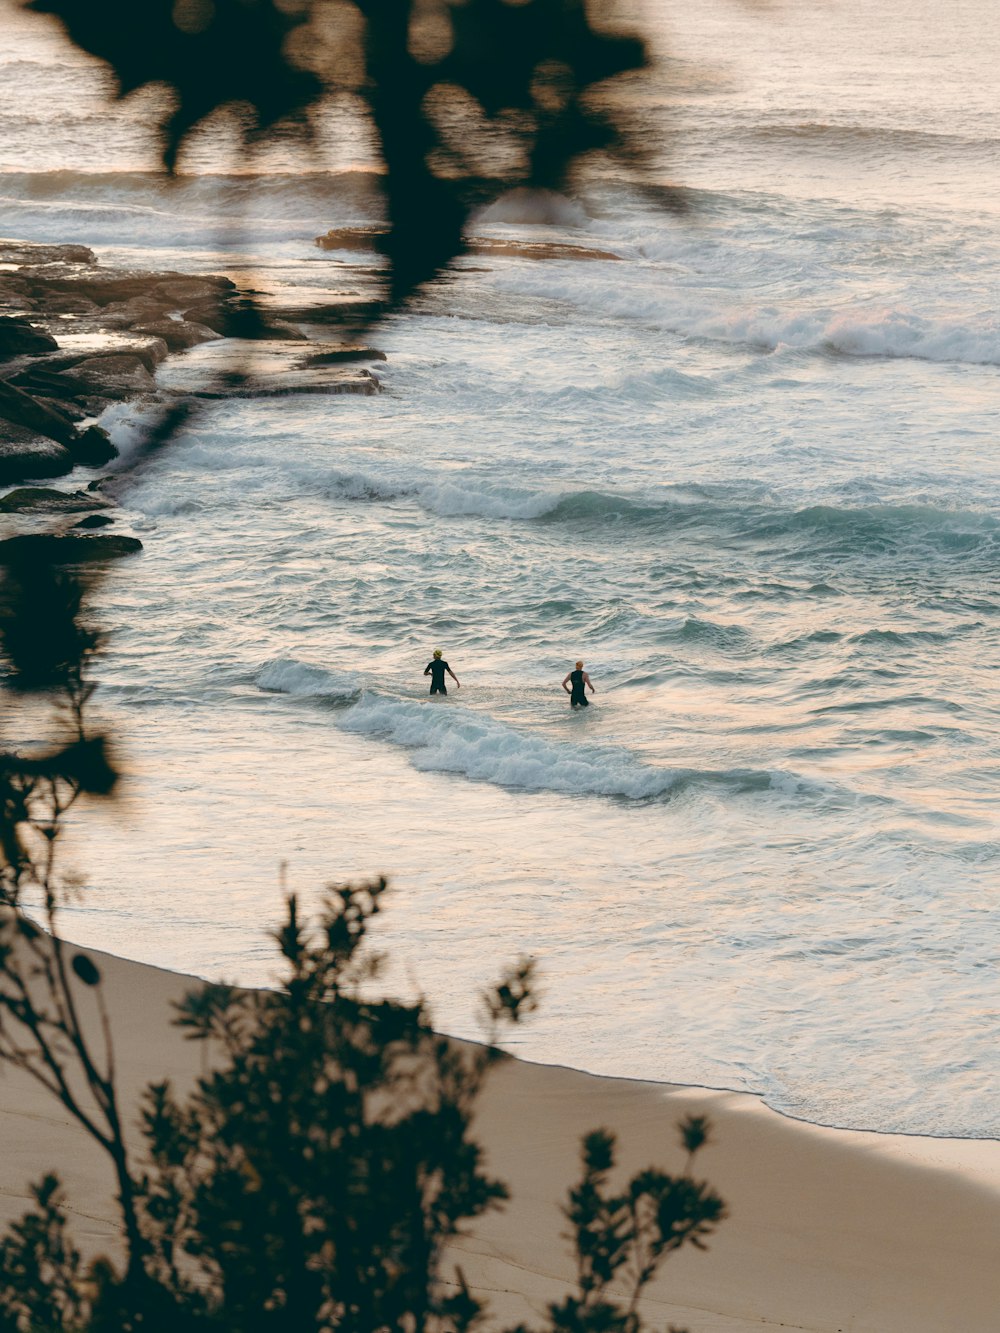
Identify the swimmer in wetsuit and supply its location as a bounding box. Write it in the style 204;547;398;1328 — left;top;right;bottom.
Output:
424;649;460;695
562;660;595;707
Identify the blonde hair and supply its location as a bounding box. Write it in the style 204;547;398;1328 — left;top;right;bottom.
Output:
575;660;584;669
433;649;443;658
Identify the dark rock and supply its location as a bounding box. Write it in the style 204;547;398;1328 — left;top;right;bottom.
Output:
9;391;79;437
102;340;168;373
0;274;31;303
65;392;117;418
133;319;221;351
181;300;301;340
28;394;89;423
18;267;232;311
17;268;134;307
300;346;387;367
18;336;168;379
179;300;227;334
314;225;621;263
99;297;174;331
9;367;91;399
0;379;117;467
155;277;234;304
66;426;118;468
0;316;59;356
0;241;95;266
255;320;303;341
315;227;386;253
73;513;114;529
465;236;621;262
0;486;113;514
265;297;384;327
0;377;79;446
42;294;100;315
0;425;74;484
0;532;142;565
56;354;155;396
194;370;380;399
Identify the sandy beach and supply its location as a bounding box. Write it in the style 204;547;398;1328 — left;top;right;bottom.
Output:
1;941;998;1332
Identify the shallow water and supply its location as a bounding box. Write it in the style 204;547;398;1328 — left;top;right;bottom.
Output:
2;0;999;1136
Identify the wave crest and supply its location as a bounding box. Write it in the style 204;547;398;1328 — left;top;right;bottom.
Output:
294;468;1000;565
474;188;589;228
257;658;360;704
337;693;825;803
502;267;1000;368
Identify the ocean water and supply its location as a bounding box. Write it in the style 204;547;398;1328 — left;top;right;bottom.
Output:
2;0;999;1138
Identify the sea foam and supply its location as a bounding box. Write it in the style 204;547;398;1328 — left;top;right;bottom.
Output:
474;188;590;228
497;265;1000;368
336;692;824;804
257;658;360;704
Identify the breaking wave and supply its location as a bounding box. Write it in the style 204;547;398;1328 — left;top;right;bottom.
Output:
656;296;1000;368
474;188;590;228
499;267;1000;368
301;468;1000;563
256;658;360;705
254;661;840;804
337;693;832;804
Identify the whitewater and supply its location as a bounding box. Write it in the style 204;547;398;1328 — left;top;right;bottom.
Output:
2;0;999;1137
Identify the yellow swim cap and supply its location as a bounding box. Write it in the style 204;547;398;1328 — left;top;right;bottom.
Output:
433;649;443;658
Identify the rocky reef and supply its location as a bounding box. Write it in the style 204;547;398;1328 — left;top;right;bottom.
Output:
0;239;385;562
0;241;236;488
315;225;620;264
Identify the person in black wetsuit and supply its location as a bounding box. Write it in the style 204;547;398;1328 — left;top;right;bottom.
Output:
424;649;460;695
562;660;595;707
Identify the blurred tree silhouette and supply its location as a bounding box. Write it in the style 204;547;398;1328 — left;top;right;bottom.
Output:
0;563;725;1330
25;0;660;309
0;869;725;1331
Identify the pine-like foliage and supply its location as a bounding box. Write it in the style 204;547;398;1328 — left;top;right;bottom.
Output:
0;875;725;1332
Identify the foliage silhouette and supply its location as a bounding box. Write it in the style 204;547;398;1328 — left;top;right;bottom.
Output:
0;572;725;1327
0;867;726;1331
24;0;661;311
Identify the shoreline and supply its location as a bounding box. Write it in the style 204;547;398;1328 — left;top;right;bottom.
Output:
32;901;1000;1151
2;937;999;1331
498;1054;1000;1161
